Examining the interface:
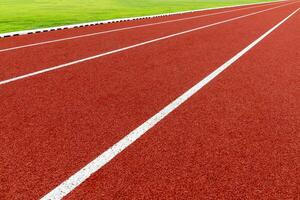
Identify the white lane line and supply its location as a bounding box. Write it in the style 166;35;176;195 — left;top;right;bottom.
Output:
0;3;294;86
0;0;285;39
0;1;287;53
41;8;299;200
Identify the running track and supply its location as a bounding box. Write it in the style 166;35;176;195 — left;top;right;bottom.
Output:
0;1;299;199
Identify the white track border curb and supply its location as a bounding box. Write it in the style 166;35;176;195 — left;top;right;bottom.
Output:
0;0;282;38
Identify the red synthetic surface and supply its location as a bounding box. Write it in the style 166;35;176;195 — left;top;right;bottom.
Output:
66;7;300;199
0;1;299;199
0;1;289;80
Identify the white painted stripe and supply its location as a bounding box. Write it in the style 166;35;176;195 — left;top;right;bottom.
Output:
0;1;285;53
0;3;294;86
0;0;284;38
40;8;300;200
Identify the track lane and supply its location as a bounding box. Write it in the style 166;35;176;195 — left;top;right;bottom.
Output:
0;1;284;50
0;2;299;200
0;2;295;81
65;9;300;199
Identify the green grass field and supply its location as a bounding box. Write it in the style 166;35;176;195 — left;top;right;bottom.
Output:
0;0;275;34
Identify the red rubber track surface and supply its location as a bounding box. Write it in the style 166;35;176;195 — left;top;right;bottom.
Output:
66;7;300;199
0;1;288;80
0;1;299;199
